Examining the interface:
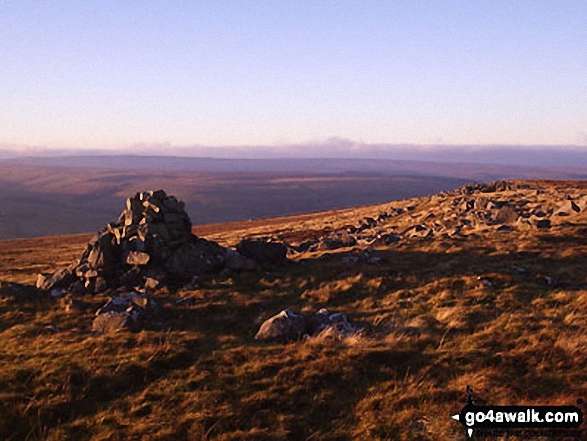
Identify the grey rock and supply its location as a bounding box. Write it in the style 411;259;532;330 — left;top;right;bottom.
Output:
496;225;514;232
255;309;306;342
36;268;74;292
554;200;581;216
94;291;161;332
236;239;287;265
38;189;234;293
494;206;519;224
224;249;258;271
309;308;358;337
165;237;226;280
92;311;129;334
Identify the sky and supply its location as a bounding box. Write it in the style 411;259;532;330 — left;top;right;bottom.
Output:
0;1;586;150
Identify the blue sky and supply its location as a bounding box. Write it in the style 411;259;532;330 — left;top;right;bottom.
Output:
0;1;586;149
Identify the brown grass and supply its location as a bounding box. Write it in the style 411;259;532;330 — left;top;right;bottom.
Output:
0;180;586;440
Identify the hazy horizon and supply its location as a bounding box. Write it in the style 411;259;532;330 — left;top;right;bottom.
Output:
2;141;587;169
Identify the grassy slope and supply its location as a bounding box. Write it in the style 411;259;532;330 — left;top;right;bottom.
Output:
0;181;586;440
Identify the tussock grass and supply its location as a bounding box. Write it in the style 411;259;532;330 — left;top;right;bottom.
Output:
1;181;586;439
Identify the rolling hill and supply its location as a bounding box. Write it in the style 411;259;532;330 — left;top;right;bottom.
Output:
0;179;585;439
2;156;587;239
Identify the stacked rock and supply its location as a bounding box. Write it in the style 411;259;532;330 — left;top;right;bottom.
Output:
37;190;232;295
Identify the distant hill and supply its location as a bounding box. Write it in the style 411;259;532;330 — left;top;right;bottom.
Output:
0;156;586;239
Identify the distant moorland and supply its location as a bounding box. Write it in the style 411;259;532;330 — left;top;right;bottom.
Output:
1;156;586;238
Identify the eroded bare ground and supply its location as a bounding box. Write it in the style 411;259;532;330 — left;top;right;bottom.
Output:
0;180;586;440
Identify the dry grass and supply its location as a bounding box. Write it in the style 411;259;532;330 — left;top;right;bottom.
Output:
0;180;586;440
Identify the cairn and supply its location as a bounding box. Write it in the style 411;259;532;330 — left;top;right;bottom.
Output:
37;190;233;295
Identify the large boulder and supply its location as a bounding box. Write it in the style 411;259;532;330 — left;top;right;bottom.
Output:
255;308;360;343
236;239;287;265
164;237;227;280
255;309;306;342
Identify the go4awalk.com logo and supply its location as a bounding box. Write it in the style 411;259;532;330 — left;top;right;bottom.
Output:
451;386;584;438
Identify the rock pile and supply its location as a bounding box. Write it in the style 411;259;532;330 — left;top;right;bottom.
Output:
36;190;270;297
255;308;359;342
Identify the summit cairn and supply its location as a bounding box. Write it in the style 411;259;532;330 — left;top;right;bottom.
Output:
37;190;259;296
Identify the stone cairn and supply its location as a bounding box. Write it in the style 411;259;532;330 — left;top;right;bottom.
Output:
35;190;287;332
37;190;235;296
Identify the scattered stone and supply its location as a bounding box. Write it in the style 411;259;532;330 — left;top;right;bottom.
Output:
510;265;529;274
477;277;493;288
255;308;360;343
49;288;68;299
554;200;581;216
496;225;514;232
356;216;378;232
